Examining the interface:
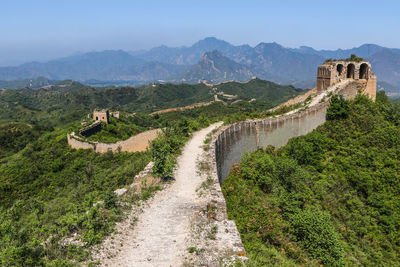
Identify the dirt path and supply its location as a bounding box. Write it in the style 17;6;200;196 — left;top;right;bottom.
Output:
99;122;223;267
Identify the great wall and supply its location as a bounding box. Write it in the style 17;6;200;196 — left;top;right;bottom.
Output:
67;109;161;153
67;129;160;153
71;60;377;266
214;60;376;182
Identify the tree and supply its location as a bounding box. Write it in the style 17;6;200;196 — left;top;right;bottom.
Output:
326;95;349;120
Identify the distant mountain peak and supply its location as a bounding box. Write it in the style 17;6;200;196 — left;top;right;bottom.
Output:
191;37;233;51
201;36;219;41
194;37;229;46
255;42;284;51
181;50;253;84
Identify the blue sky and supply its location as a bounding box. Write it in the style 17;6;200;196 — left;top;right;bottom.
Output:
0;0;399;65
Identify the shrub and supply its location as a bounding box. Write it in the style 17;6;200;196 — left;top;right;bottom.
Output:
326;95;349;120
103;191;117;209
289;209;344;266
151;133;177;179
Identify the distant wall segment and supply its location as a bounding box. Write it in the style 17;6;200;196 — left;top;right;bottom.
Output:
67;129;161;153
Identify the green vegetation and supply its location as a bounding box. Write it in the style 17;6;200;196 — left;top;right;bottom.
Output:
83;115;158;143
325;54;365;63
391;96;400;104
0;126;151;265
346;54;365;62
216;78;301;104
0;77;54;90
151;116;213;179
326;95;349;120
0;122;53;158
223;92;400;266
0;77;303;132
0;78;305;265
156;100;303;126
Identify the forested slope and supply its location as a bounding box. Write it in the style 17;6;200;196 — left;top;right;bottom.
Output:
0;79;301;125
0;77;304;265
0;126;151;265
223;92;400;266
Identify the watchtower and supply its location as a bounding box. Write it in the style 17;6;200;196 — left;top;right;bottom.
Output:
316;59;376;99
93;109;109;124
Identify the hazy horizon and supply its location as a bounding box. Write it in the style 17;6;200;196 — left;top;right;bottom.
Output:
1;0;399;66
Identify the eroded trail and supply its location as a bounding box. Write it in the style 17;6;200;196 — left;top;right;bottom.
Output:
100;122;223;267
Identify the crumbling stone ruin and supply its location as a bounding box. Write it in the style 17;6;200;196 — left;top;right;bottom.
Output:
93;109;110;124
110;111;120;118
92;109;119;124
78;110;120;136
317;59;376;99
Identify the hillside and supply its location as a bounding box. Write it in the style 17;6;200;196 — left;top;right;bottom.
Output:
369;49;400;87
215;78;302;104
180;50;253;84
0;125;152;265
0;78;302;127
249;42;324;84
0;77;54;90
222;92;400;266
0;73;306;265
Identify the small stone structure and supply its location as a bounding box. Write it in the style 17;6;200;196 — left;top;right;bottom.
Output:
317;60;376;99
110;111;120;119
93;109;110;124
92;110;120;124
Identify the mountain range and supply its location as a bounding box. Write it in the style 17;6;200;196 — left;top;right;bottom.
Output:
0;37;400;94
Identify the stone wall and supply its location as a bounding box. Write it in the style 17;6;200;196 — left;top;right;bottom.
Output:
214;81;363;183
365;76;377;100
215;102;329;183
67;129;161;153
201;127;248;262
316;60;376;94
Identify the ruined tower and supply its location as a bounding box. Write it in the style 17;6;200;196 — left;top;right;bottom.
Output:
93;109;110;124
316;60;376;100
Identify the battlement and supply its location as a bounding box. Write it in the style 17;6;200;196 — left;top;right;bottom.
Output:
316;60;376;99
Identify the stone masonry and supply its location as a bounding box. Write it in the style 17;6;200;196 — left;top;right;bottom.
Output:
317;60;376;100
67;129;161;153
93;109;110;124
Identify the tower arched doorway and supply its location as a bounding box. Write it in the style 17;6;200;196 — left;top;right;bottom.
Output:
359;63;368;79
336;64;344;77
347;64;355;79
